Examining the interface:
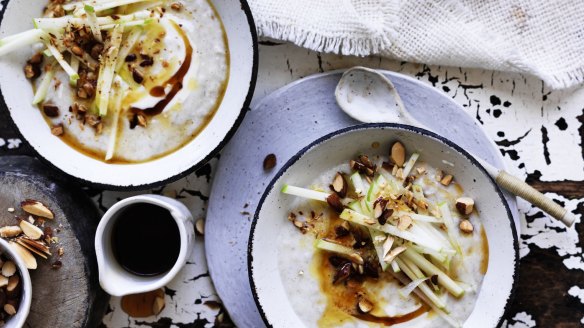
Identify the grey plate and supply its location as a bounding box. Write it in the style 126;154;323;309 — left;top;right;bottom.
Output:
206;70;519;327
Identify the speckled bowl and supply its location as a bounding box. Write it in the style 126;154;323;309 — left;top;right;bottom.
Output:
0;0;257;190
249;124;519;327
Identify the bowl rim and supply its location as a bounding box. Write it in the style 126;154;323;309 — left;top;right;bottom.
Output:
0;0;259;191
248;123;519;328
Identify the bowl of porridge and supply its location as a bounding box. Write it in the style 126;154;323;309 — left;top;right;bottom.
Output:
0;0;257;189
249;124;518;328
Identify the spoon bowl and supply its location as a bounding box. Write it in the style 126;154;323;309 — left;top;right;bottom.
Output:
335;66;417;124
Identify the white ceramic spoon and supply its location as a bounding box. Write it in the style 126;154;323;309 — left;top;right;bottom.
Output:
335;66;576;227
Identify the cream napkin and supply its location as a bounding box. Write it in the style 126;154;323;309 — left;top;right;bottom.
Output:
248;0;584;89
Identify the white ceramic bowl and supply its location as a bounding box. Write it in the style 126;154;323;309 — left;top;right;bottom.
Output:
0;238;32;328
249;124;519;327
0;0;257;189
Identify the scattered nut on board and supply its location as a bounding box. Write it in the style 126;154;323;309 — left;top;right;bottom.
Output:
0;200;62;272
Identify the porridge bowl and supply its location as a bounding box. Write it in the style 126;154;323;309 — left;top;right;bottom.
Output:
0;0;257;189
249;124;518;328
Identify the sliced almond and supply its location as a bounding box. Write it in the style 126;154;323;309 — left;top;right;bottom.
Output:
416;167;426;175
20;199;54;219
373;235;387;244
358;299;374;313
373;198;388;219
1;261;16;277
0;226;22;238
455;197;475;215
152;296;165;315
396;168;404;179
383;246;407;263
7;275;19;292
398;215;413;231
326;194;344;213
0;276;7;288
195;219;205;235
19;220;43;240
9;242;36;269
348;253;364;265
17;238;51;257
331;172;348;198
3;304;16;316
440;174;453;186
391;141;406;167
459;220;474;234
16;240;48;259
382;236;395;258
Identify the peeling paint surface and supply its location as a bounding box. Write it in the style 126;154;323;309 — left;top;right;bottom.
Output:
0;42;582;327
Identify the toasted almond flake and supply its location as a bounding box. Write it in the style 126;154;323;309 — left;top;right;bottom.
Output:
3;304;16;316
152;296;165;315
383;246;407;263
358;299;374;313
373;235;387;244
7;208;14;213
398;215;413;231
20;199;54;219
440;174;453;186
58;247;64;256
195;219;205;235
459;220;474;234
19;220;43;240
349;253;364;265
1;261;16;277
0;276;7;288
382;236;395;258
9;242;35;270
456;197;475;215
7;275;19;292
331;172;348;198
16;240;48;259
0;226;22;238
17;238;51;256
293;220;303;229
396;168;404;179
391;141;406;167
416;167;426;174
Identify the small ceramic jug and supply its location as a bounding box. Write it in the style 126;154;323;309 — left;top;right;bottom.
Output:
95;195;194;296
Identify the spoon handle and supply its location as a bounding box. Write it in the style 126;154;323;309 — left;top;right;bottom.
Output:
494;170;576;227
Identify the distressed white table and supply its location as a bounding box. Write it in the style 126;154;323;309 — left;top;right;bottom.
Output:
1;42;582;327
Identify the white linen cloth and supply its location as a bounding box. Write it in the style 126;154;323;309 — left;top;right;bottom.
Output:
248;0;584;89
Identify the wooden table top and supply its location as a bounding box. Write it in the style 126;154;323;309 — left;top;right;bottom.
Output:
1;41;582;327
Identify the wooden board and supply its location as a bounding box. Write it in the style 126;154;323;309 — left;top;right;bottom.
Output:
0;156;108;327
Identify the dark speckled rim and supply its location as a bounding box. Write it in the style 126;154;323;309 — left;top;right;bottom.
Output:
248;123;519;328
0;0;259;191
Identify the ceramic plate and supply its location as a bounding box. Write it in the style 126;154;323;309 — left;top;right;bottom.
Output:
250;124;519;327
206;70;520;327
0;0;258;189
